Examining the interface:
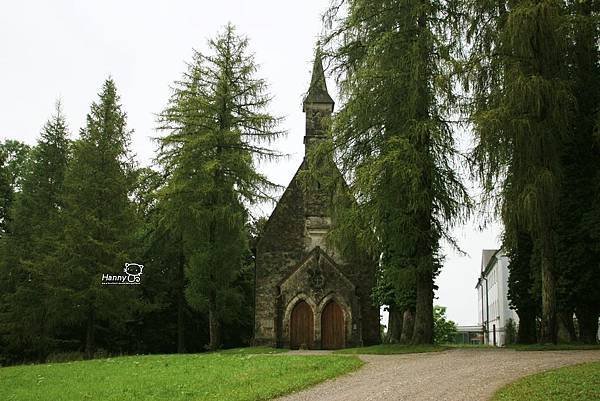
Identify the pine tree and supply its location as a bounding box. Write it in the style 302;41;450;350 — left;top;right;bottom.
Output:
323;0;469;344
61;79;137;358
465;0;573;343
157;24;282;350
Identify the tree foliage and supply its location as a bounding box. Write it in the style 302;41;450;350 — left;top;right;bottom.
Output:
157;24;282;350
433;305;457;344
323;0;469;344
466;0;600;343
61;79;138;358
0;105;70;361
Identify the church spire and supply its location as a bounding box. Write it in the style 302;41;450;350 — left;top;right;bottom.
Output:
303;46;335;155
303;47;334;112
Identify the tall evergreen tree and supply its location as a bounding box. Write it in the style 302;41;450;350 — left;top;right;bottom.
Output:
61;79;137;358
157;24;282;350
323;0;469;344
465;0;573;343
9;104;70;260
0;104;71;360
560;0;600;343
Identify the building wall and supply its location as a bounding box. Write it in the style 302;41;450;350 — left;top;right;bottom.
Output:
254;160;380;348
476;249;519;346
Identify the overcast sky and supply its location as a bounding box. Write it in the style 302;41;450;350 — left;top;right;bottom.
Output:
0;0;502;325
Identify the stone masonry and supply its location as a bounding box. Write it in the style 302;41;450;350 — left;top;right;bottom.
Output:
253;49;380;349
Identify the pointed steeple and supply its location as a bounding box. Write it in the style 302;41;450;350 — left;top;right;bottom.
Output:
303;47;334;112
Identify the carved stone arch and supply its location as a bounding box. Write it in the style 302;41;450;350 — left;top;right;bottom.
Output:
316;292;352;349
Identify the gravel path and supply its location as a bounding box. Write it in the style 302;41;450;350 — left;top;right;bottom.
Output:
275;348;600;401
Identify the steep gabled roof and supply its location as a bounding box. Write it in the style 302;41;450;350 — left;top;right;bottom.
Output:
481;249;499;273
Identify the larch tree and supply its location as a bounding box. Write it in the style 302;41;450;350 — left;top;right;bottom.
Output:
323;0;469;344
61;79;137;358
557;0;600;343
157;24;282;350
465;0;575;343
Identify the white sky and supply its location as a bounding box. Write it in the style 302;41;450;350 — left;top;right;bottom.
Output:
0;0;502;325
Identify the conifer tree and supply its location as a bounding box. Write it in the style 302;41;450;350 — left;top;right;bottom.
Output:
323;0;468;344
504;227;538;343
157;24;282;350
465;0;573;343
61;79;137;358
558;0;600;343
0;104;71;360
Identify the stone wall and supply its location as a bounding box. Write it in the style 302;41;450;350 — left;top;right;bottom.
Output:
254;159;381;348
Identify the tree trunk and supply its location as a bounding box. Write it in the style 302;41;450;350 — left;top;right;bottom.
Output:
556;310;576;343
208;292;221;351
539;241;557;344
412;268;434;344
516;307;537;344
400;309;415;344
177;251;186;353
387;305;403;343
85;308;95;359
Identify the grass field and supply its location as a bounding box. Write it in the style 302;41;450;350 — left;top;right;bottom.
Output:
334;343;447;355
0;348;362;401
492;361;600;401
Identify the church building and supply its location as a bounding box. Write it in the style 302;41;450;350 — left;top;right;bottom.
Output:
253;50;381;349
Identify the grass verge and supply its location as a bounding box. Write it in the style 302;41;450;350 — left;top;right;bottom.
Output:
334;343;447;355
0;352;362;401
492;361;600;401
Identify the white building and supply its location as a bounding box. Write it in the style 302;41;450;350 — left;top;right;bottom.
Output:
475;249;519;346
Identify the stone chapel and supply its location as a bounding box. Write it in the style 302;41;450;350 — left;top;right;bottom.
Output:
253;49;380;349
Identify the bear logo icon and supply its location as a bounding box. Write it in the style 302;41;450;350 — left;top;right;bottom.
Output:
124;263;144;277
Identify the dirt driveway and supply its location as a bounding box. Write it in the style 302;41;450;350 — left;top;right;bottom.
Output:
275;348;600;401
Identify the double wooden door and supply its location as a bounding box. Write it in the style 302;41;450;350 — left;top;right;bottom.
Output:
321;301;345;349
290;301;313;349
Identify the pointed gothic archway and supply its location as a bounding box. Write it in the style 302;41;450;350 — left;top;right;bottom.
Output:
290;300;314;349
321;300;345;349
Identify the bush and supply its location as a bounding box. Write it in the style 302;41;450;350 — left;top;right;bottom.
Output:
434;306;457;344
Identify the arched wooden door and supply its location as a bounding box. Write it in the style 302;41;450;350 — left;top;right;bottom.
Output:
290;301;314;349
321;301;345;349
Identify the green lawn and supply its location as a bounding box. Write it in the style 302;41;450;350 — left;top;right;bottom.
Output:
334;343;447;355
0;350;362;401
492;361;600;401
